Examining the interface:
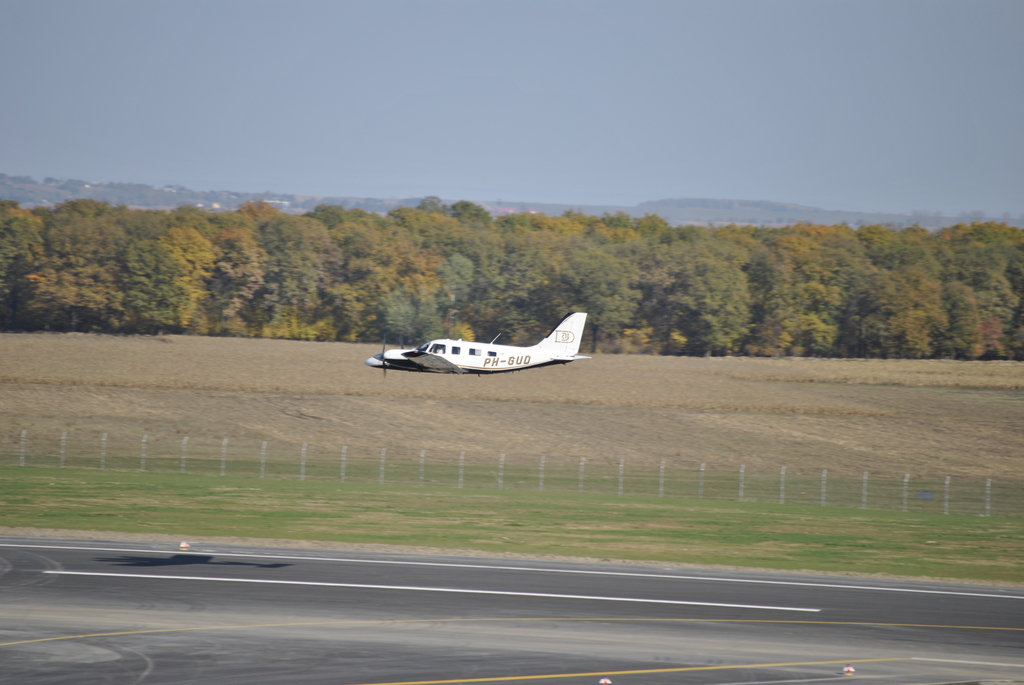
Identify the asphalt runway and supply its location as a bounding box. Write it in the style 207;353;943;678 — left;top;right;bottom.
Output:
1;536;1022;685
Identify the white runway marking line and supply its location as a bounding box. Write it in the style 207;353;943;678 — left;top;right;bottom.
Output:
43;571;821;612
911;657;1024;668
5;542;1023;601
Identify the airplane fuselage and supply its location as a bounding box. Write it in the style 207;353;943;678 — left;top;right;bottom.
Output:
367;339;577;375
364;312;590;375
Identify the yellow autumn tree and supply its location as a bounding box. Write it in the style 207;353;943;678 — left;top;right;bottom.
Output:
159;226;216;330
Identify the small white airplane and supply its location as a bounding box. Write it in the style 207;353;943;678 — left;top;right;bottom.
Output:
365;312;589;375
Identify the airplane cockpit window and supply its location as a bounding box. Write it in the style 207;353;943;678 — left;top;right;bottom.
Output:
430;344;446;354
469;349;480;356
452;346;461;355
488;351;497;357
416;343;429;352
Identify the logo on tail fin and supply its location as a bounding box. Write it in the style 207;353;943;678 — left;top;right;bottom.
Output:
554;330;575;343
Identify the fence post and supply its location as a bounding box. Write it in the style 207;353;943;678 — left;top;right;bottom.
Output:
339;446;347;483
902;473;909;512
779;465;786;504
820;469;828;507
698;463;705;499
539;455;546;491
578;457;585;493
419;449;426;486
498;453;505;490
19;429;27;467
100;432;107;470
60;431;67;468
260;441;268;479
220;438;229;476
861;471;868;509
943;476;950;515
658;460;665;498
140;434;148;472
180;436;188;473
300;443;308;481
458;451;465;488
379;448;387;485
985;478;992;517
617;459;625;496
738;464;745;502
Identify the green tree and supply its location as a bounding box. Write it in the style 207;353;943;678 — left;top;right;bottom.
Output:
417;196;449;214
939;281;982;358
237;200;282;221
26;202;125;331
471;229;565;344
381;286;442;346
858;225;940;274
449;201;492;226
936;222;1023;358
868;267;948;358
0;202;43;329
743;225;874;356
638;236;749;355
207;224;266;335
561;246;639;352
634;214;670;238
438;253;475;337
121;239;190;333
255;215;331;334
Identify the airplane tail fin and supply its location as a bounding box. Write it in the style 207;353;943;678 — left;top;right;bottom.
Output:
536;312;588;357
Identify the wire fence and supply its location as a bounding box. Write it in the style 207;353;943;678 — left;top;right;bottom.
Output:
3;428;1021;518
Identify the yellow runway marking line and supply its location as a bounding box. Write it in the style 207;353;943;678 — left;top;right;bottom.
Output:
1;616;1021;649
0;619;385;648
340;658;907;685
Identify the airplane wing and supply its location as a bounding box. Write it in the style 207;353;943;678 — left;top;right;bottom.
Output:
400;351;468;374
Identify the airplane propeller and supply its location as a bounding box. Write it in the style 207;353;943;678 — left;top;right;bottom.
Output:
380;338;387;379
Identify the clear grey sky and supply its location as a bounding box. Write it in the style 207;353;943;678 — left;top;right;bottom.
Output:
2;0;1022;215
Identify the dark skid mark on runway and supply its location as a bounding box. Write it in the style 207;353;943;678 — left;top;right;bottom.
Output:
94;555;291;569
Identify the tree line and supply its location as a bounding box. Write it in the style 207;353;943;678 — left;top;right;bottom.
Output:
1;197;1022;360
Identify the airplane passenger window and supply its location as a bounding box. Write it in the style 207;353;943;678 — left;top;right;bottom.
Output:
452;346;461;355
430;344;446;354
488;351;497;357
469;349;480;356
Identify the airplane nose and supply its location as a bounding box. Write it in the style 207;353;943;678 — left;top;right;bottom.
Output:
364;356;384;368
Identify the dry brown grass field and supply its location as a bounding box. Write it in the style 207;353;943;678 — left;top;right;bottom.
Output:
1;332;1023;480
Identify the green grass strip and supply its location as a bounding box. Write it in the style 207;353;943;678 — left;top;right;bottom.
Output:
1;466;1022;583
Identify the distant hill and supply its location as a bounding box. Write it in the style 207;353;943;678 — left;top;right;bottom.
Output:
1;173;1015;229
476;197;997;229
641;198;818;212
0;174;422;214
633;198;941;227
